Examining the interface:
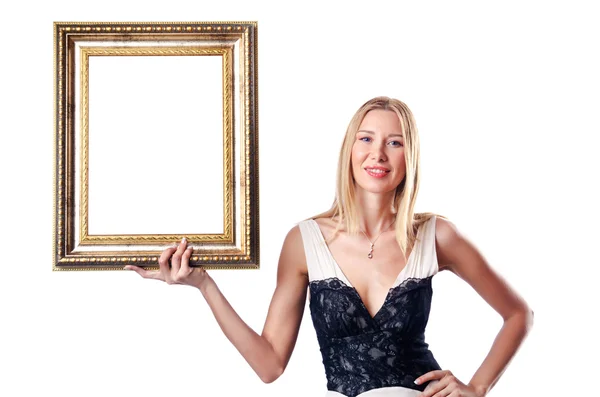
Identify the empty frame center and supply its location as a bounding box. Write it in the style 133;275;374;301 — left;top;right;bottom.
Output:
85;52;225;235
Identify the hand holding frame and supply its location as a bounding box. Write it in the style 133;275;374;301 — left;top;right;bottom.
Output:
125;238;210;289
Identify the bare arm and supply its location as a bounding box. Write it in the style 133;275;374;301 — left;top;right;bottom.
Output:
417;218;534;397
199;226;308;382
125;225;309;383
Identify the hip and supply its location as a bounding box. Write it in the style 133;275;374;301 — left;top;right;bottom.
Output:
325;381;439;397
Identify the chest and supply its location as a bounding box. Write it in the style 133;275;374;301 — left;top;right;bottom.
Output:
309;275;434;334
326;233;411;316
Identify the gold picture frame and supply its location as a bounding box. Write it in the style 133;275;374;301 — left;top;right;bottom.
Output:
53;21;259;271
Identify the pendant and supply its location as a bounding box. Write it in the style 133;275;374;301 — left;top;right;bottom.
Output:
368;244;374;259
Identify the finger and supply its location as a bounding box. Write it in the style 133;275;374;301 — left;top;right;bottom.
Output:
124;265;163;281
171;238;188;276
432;385;453;397
159;245;178;282
415;370;447;386
419;379;448;397
178;246;194;277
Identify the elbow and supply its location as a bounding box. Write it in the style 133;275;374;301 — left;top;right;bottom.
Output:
504;306;534;335
255;339;286;383
259;365;284;384
513;306;534;333
526;308;534;331
521;301;534;332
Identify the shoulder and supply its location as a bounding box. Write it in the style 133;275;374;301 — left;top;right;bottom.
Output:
279;224;308;277
313;216;347;245
312;216;341;235
282;223;304;249
271;225;310;311
413;212;441;235
432;217;464;271
433;217;487;275
292;216;337;237
312;216;335;228
433;216;459;242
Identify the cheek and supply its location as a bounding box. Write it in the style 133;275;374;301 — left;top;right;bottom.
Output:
395;152;406;170
392;153;407;182
350;145;363;168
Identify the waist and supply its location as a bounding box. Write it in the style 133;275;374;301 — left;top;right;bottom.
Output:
319;329;432;358
325;386;421;397
319;330;440;397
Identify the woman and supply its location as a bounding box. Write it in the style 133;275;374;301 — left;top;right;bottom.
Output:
125;97;533;397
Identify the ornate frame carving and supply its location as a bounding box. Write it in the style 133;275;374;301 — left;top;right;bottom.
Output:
53;21;259;270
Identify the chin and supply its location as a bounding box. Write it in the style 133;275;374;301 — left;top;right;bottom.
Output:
356;183;398;195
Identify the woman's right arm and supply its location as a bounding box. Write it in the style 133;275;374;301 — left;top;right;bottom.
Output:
125;225;309;383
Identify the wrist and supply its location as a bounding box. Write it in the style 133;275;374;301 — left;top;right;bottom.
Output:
468;383;488;397
196;273;214;294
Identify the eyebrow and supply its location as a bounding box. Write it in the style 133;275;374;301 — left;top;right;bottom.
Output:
357;129;403;138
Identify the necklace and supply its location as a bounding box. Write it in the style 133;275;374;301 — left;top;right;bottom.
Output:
360;218;396;259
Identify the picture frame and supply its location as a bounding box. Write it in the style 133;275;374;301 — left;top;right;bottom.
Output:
53;21;259;271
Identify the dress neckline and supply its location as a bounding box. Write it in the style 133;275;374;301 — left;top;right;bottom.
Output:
309;219;423;319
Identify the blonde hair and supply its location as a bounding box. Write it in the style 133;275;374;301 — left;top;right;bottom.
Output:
311;96;441;257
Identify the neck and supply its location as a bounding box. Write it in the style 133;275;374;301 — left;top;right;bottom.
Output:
354;189;397;236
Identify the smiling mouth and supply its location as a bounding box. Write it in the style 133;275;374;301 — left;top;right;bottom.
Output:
364;168;390;177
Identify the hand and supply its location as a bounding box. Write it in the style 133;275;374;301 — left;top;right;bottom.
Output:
124;238;209;289
416;370;486;397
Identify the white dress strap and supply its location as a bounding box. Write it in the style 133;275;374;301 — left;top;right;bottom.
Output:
297;219;350;283
404;216;439;279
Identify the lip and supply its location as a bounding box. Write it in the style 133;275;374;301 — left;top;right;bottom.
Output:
364;167;390;178
365;166;390;171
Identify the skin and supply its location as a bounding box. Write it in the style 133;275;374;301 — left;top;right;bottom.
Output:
126;109;533;396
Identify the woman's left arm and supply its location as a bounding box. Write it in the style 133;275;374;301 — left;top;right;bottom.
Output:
416;218;534;397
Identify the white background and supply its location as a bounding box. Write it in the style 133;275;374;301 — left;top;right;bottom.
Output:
1;1;598;396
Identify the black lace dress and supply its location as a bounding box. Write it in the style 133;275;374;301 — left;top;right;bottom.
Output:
298;217;441;397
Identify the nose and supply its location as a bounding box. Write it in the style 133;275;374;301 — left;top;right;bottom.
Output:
370;141;387;162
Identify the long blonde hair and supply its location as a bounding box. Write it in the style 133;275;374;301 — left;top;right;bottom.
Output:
310;96;441;257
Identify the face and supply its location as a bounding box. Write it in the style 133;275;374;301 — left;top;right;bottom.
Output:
351;109;406;194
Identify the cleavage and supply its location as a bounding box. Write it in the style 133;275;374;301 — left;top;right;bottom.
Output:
326;231;410;318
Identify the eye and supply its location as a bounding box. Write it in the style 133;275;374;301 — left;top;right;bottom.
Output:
359;136;372;143
389;140;404;147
